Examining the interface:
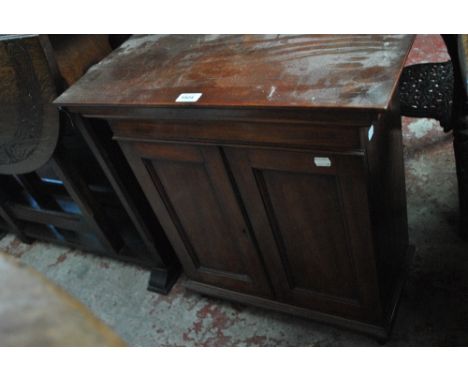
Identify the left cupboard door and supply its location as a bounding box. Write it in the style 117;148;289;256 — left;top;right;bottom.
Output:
119;140;273;298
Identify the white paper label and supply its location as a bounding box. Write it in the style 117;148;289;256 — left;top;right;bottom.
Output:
368;125;374;141
314;157;331;167
175;93;203;102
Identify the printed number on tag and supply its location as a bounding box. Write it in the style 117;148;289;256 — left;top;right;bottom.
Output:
175;93;203;102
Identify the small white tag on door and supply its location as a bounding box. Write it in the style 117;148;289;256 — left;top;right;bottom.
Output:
368;125;374;141
314;157;331;167
175;93;203;102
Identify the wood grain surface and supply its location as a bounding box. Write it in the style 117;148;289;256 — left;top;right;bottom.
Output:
55;34;414;111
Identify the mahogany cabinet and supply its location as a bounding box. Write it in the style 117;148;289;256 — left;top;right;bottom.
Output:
55;35;415;339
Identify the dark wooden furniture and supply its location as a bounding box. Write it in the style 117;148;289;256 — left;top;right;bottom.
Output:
0;35;60;175
55;35;415;339
456;35;468;239
0;35;179;293
449;36;468;238
399;35;468;239
398;35;465;133
0;252;125;346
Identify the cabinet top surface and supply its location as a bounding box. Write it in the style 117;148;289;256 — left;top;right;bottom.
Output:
55;34;414;112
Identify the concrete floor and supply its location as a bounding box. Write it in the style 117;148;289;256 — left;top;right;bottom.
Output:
2;35;467;346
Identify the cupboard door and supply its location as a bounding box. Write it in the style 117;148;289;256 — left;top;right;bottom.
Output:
225;148;381;321
119;141;273;298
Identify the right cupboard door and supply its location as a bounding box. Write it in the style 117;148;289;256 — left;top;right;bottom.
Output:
225;147;382;322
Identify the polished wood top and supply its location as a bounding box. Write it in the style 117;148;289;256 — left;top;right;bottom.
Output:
0;252;125;346
55;35;414;112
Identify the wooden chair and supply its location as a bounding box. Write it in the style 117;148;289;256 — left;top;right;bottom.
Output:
0;35;180;293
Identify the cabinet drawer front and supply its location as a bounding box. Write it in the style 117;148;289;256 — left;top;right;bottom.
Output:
111;120;362;152
118;141;273;297
225;148;381;321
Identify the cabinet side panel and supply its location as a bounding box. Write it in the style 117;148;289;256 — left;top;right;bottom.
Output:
364;98;410;313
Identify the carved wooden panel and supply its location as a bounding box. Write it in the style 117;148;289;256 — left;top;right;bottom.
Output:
0;35;59;174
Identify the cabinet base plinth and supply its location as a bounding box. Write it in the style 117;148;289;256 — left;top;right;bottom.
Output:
147;264;181;295
185;245;415;341
382;244;415;340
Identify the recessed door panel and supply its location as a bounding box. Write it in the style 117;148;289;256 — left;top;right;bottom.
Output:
258;169;357;299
